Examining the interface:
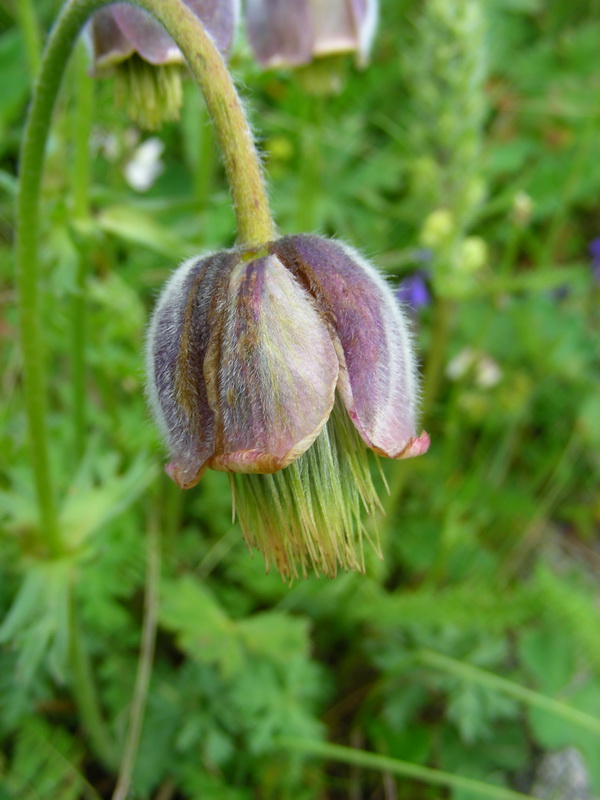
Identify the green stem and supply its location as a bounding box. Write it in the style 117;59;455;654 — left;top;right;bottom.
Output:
280;738;537;800
71;42;94;461
295;95;323;232
422;296;453;417
112;512;161;800
15;0;42;79
419;649;600;736
17;0;276;555
69;583;116;769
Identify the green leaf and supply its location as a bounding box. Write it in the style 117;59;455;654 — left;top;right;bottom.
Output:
159;576;243;677
96;205;191;259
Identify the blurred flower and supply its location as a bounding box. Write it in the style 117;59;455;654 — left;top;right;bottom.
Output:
245;0;378;68
420;208;455;250
91;1;237;69
446;347;502;388
588;238;600;282
147;234;428;579
458;235;488;274
511;190;534;227
396;271;430;310
124;137;165;191
90;1;238;128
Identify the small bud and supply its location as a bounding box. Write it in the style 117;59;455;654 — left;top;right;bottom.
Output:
147;235;428;579
511;190;534;228
420;208;455;249
457;236;487;274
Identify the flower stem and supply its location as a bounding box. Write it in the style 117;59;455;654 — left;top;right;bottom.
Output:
16;0;276;554
418;649;600;736
422;295;453;416
15;0;42;79
69;582;116;770
71;42;94;461
112;510;161;800
280;738;537;800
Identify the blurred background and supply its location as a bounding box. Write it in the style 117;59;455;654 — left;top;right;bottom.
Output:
1;0;600;797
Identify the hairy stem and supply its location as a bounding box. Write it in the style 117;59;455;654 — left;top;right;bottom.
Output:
16;0;275;554
71;42;94;461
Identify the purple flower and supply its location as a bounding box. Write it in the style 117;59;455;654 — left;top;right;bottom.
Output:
396;272;431;310
245;0;378;68
146;234;428;578
91;1;237;71
589;238;600;282
90;2;238;127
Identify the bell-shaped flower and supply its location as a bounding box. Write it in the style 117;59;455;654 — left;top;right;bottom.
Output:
245;0;378;68
92;1;237;70
90;1;238;128
147;235;428;579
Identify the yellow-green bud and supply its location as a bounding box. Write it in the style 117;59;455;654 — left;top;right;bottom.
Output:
420;208;455;249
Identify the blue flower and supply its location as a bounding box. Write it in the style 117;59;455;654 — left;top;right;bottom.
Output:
588;238;600;282
396;271;430;310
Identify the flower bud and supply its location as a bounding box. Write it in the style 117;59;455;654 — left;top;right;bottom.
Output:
420;208;456;250
147;235;428;579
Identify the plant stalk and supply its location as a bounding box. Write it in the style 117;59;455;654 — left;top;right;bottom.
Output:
112;512;161;800
16;0;42;79
69;583;116;769
419;649;600;736
71;42;94;461
281;738;537;800
16;0;275;554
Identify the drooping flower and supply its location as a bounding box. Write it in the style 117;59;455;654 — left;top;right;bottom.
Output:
90;1;238;128
245;0;378;69
146;235;429;579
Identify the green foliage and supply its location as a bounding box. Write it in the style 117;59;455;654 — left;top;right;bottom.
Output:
2;0;600;797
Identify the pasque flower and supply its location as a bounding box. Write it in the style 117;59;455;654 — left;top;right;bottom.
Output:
147;234;429;579
245;0;378;68
90;1;237;127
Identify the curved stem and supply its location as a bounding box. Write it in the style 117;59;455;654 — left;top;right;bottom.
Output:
17;0;276;553
71;42;94;461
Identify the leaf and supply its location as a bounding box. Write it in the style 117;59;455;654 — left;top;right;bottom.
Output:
159;576;243;677
0;563;71;685
96;205;191;259
1;717;97;800
237;611;310;665
518;627;574;695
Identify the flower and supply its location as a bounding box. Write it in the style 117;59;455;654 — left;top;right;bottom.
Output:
396;272;430;310
147;234;428;579
91;1;237;69
90;1;238;128
588;238;600;283
245;0;378;68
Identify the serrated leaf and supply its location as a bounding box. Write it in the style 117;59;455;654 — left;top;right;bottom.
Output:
159;576;243;677
237;611;309;665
